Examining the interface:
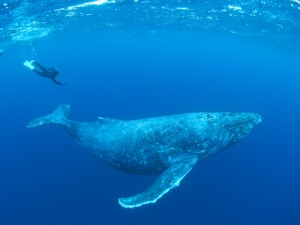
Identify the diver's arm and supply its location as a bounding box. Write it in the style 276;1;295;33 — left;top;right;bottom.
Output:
51;78;67;86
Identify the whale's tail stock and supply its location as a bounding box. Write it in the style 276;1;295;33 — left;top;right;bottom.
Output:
27;104;70;128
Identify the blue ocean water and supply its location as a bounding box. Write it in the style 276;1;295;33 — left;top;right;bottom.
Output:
1;0;300;224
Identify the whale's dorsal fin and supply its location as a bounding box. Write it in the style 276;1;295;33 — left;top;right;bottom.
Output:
118;155;198;208
97;117;120;124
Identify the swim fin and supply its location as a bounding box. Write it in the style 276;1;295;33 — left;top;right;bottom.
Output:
23;60;35;70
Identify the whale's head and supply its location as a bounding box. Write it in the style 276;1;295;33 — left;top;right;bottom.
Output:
222;112;262;144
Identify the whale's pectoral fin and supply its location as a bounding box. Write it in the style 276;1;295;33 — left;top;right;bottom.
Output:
118;155;198;208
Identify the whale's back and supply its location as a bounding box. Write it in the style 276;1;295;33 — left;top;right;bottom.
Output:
73;112;219;174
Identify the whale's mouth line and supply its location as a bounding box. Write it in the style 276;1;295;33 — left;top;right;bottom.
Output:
233;113;262;127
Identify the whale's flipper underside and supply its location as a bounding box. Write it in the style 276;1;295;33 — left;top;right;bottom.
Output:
118;155;198;208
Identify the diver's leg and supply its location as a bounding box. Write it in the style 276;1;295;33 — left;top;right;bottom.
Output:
32;69;44;76
33;61;47;72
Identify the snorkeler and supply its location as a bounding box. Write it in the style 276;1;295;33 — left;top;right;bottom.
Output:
23;60;67;85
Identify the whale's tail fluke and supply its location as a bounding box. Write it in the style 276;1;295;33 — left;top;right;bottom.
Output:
27;104;70;128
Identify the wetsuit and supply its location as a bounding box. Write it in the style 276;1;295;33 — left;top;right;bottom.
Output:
32;61;66;85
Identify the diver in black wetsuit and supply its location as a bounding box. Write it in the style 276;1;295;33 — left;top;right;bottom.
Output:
32;61;66;85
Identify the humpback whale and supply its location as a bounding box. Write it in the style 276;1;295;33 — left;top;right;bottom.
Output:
27;104;262;208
